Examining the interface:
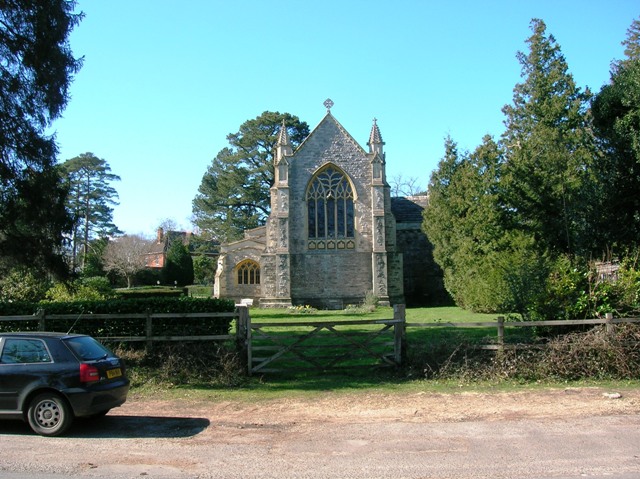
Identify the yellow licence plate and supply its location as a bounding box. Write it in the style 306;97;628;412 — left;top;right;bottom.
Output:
106;368;122;379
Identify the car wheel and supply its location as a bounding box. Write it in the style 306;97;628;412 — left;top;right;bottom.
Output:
27;393;73;436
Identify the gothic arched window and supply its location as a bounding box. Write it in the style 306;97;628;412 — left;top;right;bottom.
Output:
307;166;355;244
236;260;260;285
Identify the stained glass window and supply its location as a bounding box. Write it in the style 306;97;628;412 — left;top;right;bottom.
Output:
307;167;354;240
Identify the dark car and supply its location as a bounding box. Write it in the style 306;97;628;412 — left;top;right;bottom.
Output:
0;332;130;436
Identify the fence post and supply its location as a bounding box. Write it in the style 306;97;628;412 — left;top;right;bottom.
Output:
605;312;614;336
393;304;406;365
497;316;505;351
236;305;251;375
37;309;45;331
145;309;153;350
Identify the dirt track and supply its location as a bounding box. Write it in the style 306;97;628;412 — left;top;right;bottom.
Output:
2;387;640;478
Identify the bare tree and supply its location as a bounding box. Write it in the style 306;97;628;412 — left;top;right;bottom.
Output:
103;235;152;288
389;174;425;197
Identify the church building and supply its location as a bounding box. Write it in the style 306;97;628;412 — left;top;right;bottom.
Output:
214;102;439;308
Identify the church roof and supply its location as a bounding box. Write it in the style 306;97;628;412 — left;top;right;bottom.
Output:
391;196;428;223
294;111;368;158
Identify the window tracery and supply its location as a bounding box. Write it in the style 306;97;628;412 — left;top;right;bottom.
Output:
236;260;260;285
306;166;355;250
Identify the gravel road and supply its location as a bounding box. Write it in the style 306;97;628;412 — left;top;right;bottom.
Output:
1;387;640;479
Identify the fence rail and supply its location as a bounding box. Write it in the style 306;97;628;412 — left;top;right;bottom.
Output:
0;310;240;345
406;313;640;350
2;306;640;371
238;306;404;374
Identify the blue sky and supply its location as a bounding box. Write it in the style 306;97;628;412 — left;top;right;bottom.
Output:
53;1;639;236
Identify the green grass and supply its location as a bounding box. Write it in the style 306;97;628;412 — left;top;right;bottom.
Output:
130;373;640;404
124;305;640;401
248;306;501;323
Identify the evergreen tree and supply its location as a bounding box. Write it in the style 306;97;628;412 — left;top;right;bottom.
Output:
60;152;121;270
193;112;309;242
592;17;640;251
423;136;532;312
501;19;597;257
0;1;82;277
622;18;640;62
162;240;194;286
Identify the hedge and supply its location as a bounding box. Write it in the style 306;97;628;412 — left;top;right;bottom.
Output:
0;297;236;338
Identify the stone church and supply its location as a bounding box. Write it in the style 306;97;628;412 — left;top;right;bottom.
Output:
213;102;444;308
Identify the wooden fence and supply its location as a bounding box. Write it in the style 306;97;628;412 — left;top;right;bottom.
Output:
406;312;640;350
2;305;640;374
0;309;241;347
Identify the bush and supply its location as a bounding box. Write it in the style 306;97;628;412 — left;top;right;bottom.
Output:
409;324;640;382
115;286;185;299
0;297;236;337
0;268;51;302
115;342;245;388
46;277;116;302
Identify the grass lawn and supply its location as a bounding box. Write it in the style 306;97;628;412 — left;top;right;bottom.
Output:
248;305;501;323
128;305;640;401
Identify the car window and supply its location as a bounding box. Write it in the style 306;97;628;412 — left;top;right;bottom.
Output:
64;336;112;361
0;338;52;364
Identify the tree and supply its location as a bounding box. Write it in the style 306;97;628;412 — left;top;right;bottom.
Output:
193;254;216;285
103;235;152;288
591;18;640;251
424;134;551;315
0;1;82;278
389;174;425;197
60;152;121;270
192;111;309;242
162;240;194;286
622;17;640;62
501;19;597;257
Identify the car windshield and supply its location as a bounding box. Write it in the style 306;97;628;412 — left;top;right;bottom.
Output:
64;336;113;361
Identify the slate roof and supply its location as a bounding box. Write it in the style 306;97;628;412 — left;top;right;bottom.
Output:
391;196;428;223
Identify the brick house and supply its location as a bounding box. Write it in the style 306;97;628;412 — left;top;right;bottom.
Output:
144;228;218;270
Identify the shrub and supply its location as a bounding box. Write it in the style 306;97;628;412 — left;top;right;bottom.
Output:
409;324;640;382
0;297;236;337
115;342;245;388
46;277;116;302
0;268;51;302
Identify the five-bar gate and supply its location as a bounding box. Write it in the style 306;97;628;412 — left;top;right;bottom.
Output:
236;305;405;375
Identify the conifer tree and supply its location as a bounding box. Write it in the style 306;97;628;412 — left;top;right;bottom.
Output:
501;19;597;256
0;1;82;277
592;17;640;250
192;112;309;242
60;153;121;270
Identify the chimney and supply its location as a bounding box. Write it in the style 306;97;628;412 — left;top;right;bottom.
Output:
157;227;164;243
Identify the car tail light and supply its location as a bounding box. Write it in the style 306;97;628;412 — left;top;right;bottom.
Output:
80;363;100;383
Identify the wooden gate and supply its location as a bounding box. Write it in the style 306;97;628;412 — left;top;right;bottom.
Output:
236;306;405;375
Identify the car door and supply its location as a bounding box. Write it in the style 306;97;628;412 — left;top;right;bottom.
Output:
0;337;54;412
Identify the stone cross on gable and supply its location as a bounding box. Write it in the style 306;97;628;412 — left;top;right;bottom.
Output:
324;98;334;111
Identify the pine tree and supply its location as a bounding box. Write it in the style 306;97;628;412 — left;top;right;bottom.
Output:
592;17;640;250
501;19;597;257
0;1;82;277
60;152;121;270
193;112;309;242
